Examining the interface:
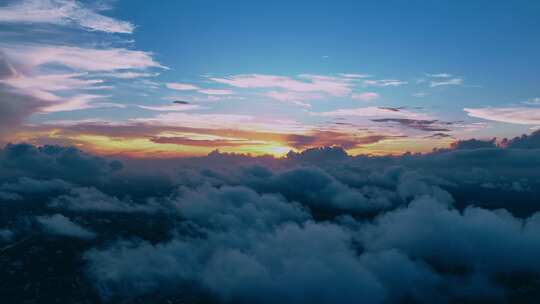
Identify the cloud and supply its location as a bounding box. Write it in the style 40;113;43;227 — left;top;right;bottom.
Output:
524;97;540;105
312;106;431;120
2;45;165;72
412;92;430;98
210;74;352;96
0;0;134;33
0;229;14;241
450;138;496;150
166;83;200;91
198;89;233;95
359;195;540;274
351;92;379;101
102;72;158;79
426;73;452;78
501;129;540;149
40;94;125;113
0;143;121;184
263;91;320;107
363;79;407;87
49;187;162;213
137;104;201;112
338;73;372;78
371;118;452;132
36;213;96;239
464;107;540;125
429;78;463;87
0;177;71;195
1;141;540;302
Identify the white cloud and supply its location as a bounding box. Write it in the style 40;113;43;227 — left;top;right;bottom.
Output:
524;97;540;105
137;104;202;112
426;73;452;78
351;92;379;101
430;78;463;87
210;74;352;96
166;83;200;91
263;91;316;107
0;0;134;33
0;72;104;93
103;72;158;79
41;94;124;113
2;45;165;71
198;89;233;95
412;92;430;98
363;79;407;87
464;107;540;125
312;106;432;120
338;73;372;78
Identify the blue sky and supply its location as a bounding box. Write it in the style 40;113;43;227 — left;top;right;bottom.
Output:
0;0;539;156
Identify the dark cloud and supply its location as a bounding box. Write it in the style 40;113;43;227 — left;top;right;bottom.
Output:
501;130;540;149
371;118;452;132
36;213;96;239
450;138;497;150
0;143;122;184
2;136;540;303
0;52;50;140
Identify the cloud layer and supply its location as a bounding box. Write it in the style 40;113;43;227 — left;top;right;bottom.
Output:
1;137;540;303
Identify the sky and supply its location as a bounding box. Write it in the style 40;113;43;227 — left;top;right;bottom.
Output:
0;0;539;157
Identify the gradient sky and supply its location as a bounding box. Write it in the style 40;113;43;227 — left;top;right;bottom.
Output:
1;0;539;157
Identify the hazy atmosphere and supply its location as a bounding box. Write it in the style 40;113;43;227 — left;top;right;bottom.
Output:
1;1;540;303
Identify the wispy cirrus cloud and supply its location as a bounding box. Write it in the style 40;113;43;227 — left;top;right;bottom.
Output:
166;82;200;91
0;0;134;33
2;45;165;71
424;73;464;87
137;104;202;112
465;107;540;125
312;106;431;120
351;92;379;101
430;78;463;87
524;97;540;105
198;89;233;95
41;94;125;113
363;79;407;87
210;74;352;96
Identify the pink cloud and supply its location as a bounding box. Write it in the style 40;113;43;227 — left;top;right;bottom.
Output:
351;92;379;101
166;83;200;90
2;45;165;71
198;89;233;95
210;74;352;96
0;0;135;33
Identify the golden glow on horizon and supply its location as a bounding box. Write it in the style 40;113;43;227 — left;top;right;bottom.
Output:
8;129;455;158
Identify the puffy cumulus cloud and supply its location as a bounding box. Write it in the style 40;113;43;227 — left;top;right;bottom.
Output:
173;185;309;231
450;138;497;150
85;222;386;303
36;213;95;239
359;196;540;275
0;177;71;195
501;130;540;149
0;228;14;241
1;141;540;302
0;143;122;184
49;186;164;213
248;166;395;213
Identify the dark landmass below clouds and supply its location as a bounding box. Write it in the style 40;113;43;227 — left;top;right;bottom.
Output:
1;133;540;303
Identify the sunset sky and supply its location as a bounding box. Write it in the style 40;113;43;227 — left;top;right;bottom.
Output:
1;0;539;157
